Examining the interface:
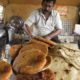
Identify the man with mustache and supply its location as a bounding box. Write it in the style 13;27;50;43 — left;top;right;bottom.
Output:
24;0;62;43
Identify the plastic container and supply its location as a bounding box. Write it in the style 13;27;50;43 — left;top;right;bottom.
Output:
5;44;11;59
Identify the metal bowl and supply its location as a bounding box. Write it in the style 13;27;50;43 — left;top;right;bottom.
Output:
8;16;24;29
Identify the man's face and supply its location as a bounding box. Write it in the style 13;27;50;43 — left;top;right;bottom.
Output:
42;1;54;13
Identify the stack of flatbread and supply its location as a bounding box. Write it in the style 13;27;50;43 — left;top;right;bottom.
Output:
12;37;56;75
51;43;80;70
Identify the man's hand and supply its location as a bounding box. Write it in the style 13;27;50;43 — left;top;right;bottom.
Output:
44;36;51;40
44;29;61;40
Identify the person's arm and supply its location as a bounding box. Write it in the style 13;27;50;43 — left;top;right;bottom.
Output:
44;29;61;40
44;11;62;40
23;24;33;38
23;10;38;38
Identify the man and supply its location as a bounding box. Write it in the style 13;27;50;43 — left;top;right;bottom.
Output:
24;0;62;43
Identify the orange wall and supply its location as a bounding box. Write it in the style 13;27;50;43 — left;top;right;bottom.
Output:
4;4;78;24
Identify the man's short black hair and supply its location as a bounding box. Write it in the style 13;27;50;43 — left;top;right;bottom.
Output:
42;0;56;4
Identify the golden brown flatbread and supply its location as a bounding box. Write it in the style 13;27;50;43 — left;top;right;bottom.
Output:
13;49;46;74
16;69;55;80
0;60;12;80
34;36;57;46
19;40;48;57
42;55;52;71
10;44;22;59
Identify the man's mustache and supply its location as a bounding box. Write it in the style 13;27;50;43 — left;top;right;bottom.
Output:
43;9;49;12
